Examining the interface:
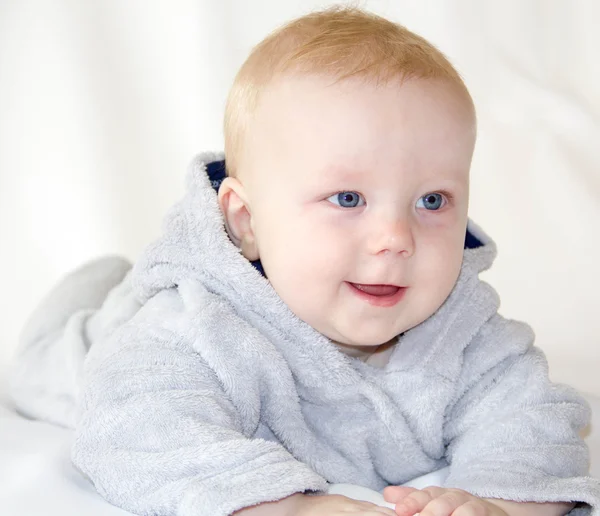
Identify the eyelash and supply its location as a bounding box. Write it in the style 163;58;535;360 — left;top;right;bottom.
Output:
432;190;454;206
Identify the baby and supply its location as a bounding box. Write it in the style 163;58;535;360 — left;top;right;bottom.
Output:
9;6;600;516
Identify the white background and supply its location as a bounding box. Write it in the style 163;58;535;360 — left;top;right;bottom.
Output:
0;0;598;394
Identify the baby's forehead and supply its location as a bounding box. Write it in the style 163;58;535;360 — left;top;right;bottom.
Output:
245;150;470;193
238;73;475;185
256;72;475;126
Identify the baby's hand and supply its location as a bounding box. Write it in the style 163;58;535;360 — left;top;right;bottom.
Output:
234;493;397;516
295;493;398;515
383;486;509;516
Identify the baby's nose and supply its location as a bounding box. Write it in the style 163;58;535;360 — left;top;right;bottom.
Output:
368;219;415;258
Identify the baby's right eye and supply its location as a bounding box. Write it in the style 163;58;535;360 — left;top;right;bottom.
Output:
327;191;366;208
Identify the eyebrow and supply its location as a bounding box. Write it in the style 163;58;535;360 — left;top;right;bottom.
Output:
319;164;468;185
426;177;468;189
318;164;368;183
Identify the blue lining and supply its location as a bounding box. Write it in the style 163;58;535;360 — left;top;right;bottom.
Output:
206;159;482;276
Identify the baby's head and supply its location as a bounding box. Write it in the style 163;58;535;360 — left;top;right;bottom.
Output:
218;7;477;355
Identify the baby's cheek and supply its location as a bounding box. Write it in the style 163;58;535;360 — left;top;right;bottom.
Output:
410;253;460;320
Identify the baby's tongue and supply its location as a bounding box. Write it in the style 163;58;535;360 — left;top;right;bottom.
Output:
352;284;399;296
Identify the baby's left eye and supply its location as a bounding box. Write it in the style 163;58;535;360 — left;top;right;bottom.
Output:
416;193;445;211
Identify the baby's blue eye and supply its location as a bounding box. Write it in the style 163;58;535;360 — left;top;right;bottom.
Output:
416;193;444;210
327;191;365;208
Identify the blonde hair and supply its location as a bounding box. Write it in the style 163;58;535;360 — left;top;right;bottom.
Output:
224;6;472;176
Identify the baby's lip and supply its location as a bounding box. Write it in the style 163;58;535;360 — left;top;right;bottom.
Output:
346;282;407;307
348;283;404;297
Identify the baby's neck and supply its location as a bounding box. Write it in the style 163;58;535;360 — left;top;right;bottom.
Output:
334;338;398;367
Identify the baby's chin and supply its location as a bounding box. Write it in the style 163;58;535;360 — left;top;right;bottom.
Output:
324;314;426;350
329;330;403;351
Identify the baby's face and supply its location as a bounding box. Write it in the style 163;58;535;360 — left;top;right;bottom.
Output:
237;74;476;351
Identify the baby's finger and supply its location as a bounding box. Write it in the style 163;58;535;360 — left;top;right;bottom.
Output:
394;489;435;516
453;500;488;516
419;490;472;516
383;486;418;503
419;487;448;501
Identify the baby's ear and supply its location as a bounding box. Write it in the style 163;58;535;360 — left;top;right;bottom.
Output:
217;177;260;261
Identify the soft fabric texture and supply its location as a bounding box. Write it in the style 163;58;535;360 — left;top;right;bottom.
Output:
9;153;600;515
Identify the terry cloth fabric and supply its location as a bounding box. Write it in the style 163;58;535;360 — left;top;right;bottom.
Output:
9;153;600;515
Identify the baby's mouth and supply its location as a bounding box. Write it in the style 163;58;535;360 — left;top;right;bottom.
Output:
347;282;407;307
349;283;401;296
